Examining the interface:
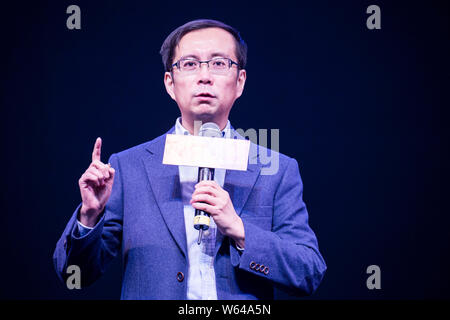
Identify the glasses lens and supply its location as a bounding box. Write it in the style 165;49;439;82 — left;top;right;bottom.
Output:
210;58;228;71
180;59;199;71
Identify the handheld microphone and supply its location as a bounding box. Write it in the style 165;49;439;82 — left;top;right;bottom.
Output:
193;122;222;245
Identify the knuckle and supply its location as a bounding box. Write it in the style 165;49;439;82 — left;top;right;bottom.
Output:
93;160;104;168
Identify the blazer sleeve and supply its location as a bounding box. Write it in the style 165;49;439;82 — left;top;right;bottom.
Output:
53;153;123;287
230;157;327;295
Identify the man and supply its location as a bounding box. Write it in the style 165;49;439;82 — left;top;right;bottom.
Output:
53;19;326;299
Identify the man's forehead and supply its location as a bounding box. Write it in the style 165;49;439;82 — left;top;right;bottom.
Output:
174;28;237;60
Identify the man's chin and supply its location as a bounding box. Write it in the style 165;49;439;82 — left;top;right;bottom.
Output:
192;105;218;119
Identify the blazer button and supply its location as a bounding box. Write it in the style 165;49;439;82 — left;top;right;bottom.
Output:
250;261;256;269
263;266;269;275
177;272;184;282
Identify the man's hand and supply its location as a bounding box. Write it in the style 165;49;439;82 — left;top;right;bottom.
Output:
78;137;115;227
190;180;245;248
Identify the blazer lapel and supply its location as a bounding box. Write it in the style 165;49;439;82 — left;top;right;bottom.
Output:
223;128;262;217
223;162;261;217
142;128;188;258
215;130;262;256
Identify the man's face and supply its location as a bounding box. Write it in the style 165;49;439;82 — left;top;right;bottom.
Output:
164;27;246;131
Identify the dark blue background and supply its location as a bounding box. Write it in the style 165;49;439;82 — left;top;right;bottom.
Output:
1;0;449;299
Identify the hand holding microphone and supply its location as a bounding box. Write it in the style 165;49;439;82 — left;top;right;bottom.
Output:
190;180;245;248
190;123;245;247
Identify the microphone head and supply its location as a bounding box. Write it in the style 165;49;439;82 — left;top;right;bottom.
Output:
198;122;222;138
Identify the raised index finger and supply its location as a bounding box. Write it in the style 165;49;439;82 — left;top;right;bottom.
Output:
92;137;102;162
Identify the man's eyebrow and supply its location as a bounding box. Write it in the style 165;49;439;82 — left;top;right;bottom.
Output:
179;53;231;60
210;52;230;58
179;54;200;60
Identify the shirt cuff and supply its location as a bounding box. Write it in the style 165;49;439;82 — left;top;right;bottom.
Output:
76;220;94;237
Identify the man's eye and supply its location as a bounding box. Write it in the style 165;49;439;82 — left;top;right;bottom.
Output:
182;61;198;68
212;60;226;67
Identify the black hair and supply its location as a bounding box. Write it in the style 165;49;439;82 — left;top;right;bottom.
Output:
160;19;247;72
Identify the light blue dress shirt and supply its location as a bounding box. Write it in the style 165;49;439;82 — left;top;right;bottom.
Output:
77;117;234;300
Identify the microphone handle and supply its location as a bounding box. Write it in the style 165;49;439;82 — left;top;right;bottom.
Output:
194;167;214;244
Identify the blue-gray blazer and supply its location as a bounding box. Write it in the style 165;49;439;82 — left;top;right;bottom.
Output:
53;127;326;299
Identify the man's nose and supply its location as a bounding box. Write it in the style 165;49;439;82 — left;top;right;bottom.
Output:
197;63;213;85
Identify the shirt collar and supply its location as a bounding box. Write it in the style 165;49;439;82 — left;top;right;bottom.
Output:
175;117;231;138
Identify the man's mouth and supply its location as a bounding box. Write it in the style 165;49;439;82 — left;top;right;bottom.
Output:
195;92;216;98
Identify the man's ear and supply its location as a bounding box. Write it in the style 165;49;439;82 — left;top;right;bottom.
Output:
235;69;247;99
164;72;176;101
